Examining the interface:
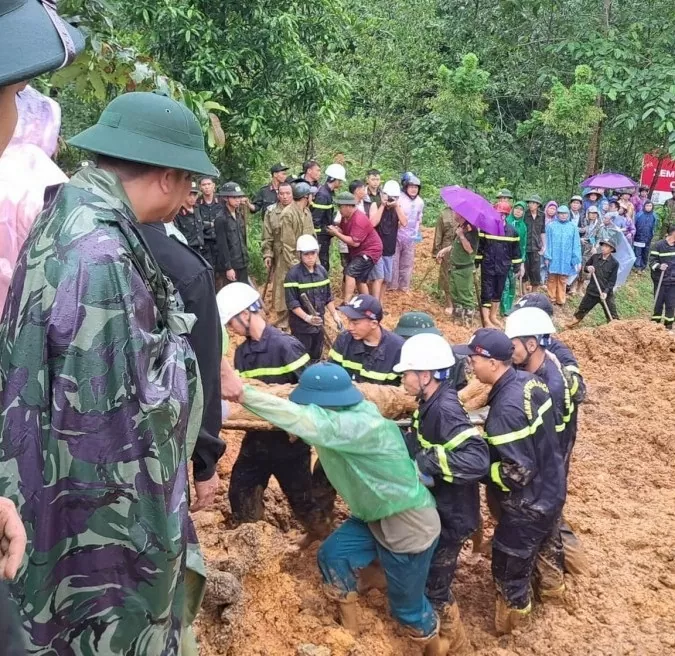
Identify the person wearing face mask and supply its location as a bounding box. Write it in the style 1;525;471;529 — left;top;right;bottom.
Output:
544;205;581;306
0;90;219;654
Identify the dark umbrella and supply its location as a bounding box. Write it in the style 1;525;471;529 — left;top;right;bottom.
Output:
440;186;505;236
580;172;638;189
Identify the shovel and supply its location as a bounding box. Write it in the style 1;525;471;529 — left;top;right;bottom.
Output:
591;271;613;323
300;292;334;350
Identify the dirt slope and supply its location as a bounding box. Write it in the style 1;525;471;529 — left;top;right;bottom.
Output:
195;230;675;655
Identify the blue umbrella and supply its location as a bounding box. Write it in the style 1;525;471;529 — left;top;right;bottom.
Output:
440;186;505;236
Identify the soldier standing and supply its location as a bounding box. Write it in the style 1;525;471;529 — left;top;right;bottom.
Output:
250;162;290;215
0;91;218;654
198;175;225;268
215;181;249;289
262;181;294;328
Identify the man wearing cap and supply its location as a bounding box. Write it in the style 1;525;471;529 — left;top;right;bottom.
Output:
328;192;383;301
523;194;546;291
649;224;675;330
215;283;326;537
567;238;619;326
222;361;448;655
262;181;295;327
329;294;404;386
215;181;249;290
250;162;290;215
396;333;490;651
175;180;207;252
285;234;342;361
313;163;347;270
454;329;566;634
0;90;219;653
198;175;224;267
0;0;84;648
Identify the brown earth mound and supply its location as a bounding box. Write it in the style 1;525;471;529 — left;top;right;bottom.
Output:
196;231;675;655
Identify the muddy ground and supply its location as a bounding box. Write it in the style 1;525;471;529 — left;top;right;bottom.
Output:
194;230;675;655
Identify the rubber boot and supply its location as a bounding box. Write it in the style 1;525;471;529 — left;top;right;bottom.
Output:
357;562;388;594
565;317;581;330
439;602;472;654
561;521;590;577
409;626;449;656
494;594;531;635
337;591;360;635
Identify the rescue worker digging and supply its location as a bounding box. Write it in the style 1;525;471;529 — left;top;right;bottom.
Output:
216;283;327;539
285;234;343;361
396;333;490;653
222;362;449;656
455;329;566;634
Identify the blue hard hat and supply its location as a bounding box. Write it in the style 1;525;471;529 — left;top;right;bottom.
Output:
290;363;364;408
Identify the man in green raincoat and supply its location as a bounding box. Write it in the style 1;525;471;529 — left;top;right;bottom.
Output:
0;91;218;655
501;201;528;314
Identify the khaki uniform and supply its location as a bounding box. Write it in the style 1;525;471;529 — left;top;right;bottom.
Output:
268;202;314;324
433;208;458;296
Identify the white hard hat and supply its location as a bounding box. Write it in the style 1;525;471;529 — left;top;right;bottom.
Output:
393;333;456;373
504;307;556;339
216;282;261;325
297;234;320;252
325;163;346;181
382;180;400;197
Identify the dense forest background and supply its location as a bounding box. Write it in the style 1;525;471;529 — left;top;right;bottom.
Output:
50;0;675;215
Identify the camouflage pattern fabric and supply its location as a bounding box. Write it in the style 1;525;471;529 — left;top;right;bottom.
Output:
0;166;204;655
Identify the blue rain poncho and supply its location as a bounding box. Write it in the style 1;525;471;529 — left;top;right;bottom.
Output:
242;386;436;522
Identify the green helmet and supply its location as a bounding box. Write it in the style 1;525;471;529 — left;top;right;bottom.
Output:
525;194;542;205
393;312;442;339
290;363;364;408
497;188;513;199
220;181;245;197
68;91;219;177
334;191;357;206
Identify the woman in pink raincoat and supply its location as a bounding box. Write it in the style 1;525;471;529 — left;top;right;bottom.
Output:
0;85;66;313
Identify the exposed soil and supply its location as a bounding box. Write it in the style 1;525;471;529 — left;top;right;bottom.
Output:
195;229;675;655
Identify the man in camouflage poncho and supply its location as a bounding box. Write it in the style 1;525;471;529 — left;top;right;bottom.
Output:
0;91;219;654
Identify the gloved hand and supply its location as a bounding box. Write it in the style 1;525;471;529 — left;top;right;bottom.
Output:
305;314;323;327
333;314;344;331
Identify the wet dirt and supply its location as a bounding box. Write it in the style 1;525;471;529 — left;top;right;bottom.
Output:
196;229;675;655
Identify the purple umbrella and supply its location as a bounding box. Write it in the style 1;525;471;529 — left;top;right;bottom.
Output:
440;186;505;236
580;172;639;189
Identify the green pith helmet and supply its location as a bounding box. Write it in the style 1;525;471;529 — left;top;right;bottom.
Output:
290;363;364;407
67;91;219;177
220;181;245;197
599;237;617;252
497;188;513;199
525;194;543;205
334;191;357;206
393;311;442;338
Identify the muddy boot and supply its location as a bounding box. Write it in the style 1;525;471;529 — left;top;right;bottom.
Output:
561;521;590;577
439;602;472;654
409;626;449;656
357;561;388;594
535;552;566;603
337;591;360;635
565;317;581;330
494;594;531;635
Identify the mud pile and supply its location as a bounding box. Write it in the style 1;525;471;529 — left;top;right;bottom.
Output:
196;229;675;655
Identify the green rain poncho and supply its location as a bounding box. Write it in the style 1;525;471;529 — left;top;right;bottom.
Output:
242;387;436;522
501;201;529;314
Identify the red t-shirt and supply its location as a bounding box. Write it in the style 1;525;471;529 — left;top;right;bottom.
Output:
341;209;383;262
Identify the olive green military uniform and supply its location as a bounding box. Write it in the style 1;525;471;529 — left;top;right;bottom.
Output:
449;225;479;310
263;202;291;320
433;208;457;297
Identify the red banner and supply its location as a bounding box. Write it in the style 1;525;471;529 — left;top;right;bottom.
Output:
641;153;675;193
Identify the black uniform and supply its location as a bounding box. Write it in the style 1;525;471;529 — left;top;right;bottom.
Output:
215;206;249;288
251;183;281;215
484;368;566;609
174;205;205;250
409;383;490;609
328;328;404;386
650;238;675;329
198;198;225;267
476;225;522;306
548;339;586;406
284;262;333;361
575;253;619;321
139;223;226;482
230;327;322;527
524;208;546;286
311;183;336;270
